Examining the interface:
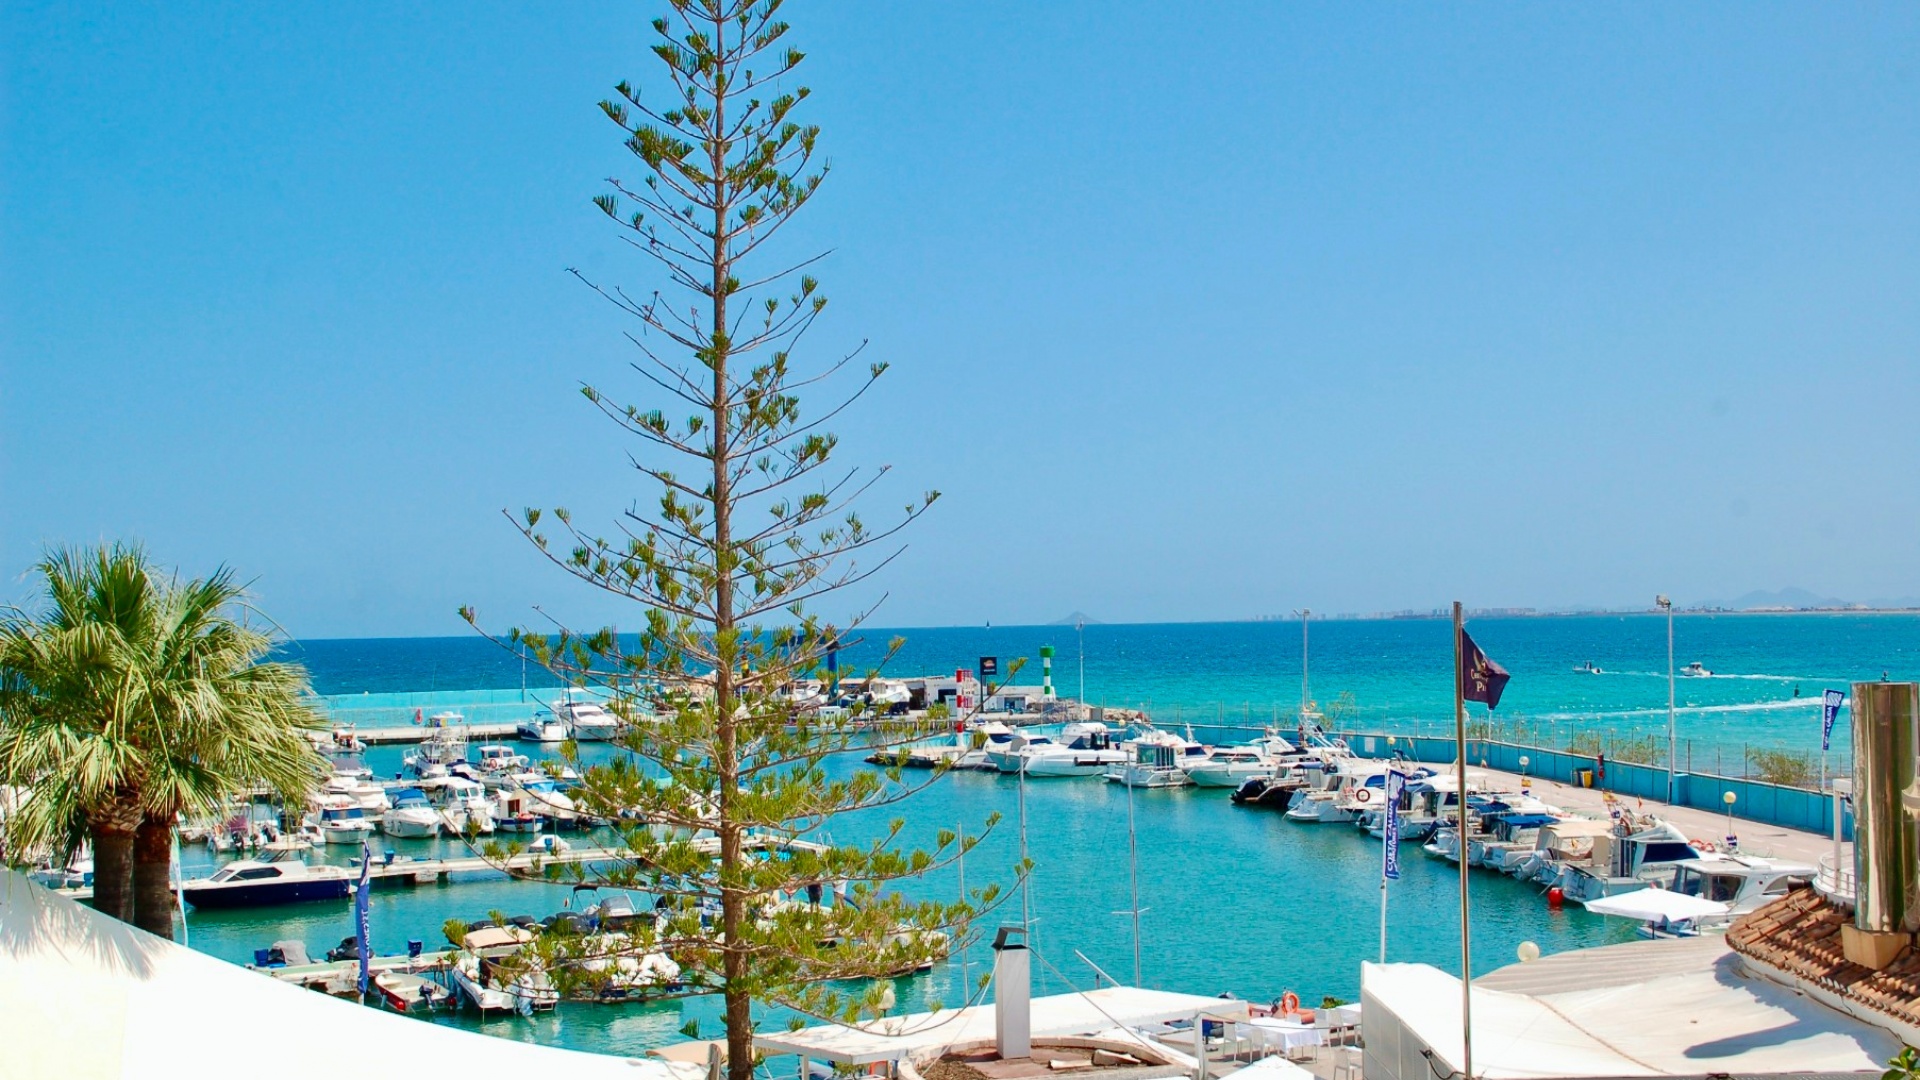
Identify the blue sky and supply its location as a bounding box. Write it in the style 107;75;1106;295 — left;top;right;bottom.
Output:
4;3;1918;638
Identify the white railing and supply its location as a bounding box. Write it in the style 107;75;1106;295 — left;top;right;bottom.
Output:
1816;851;1856;907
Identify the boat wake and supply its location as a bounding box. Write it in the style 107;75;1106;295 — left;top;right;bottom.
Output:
1530;698;1825;723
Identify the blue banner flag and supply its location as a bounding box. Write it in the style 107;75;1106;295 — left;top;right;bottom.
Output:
1382;770;1406;880
355;841;372;997
1823;690;1845;752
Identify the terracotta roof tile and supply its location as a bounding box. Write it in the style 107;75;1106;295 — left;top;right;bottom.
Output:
1731;886;1920;1024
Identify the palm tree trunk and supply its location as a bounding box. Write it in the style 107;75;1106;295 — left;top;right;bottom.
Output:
89;817;137;924
132;813;178;939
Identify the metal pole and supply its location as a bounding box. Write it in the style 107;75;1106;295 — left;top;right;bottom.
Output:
1453;601;1474;1080
1077;619;1086;711
1127;767;1142;987
958;821;970;995
1663;597;1675;803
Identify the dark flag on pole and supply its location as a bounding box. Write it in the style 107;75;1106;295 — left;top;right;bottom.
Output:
1457;628;1511;710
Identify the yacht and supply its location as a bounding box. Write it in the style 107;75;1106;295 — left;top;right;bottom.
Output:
1555;817;1700;905
1186;735;1298;788
1507;817;1616;884
517;710;569;744
1679;662;1713;678
380;787;441;839
1104;731;1205;788
988;723;1125;778
308;797;378;845
558;695;622;742
1358;770;1457;841
182;856;354;908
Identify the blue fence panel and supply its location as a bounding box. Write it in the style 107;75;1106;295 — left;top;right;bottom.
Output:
1334;730;1852;840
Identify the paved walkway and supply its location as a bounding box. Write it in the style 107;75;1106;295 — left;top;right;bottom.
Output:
1470;764;1844;866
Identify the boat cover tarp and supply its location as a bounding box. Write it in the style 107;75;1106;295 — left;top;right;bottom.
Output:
0;870;696;1080
1360;957;1897;1080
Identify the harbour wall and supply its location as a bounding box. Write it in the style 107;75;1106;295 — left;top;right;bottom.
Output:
1334;730;1853;840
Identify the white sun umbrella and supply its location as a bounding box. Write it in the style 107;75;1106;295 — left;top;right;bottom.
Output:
1586;887;1730;923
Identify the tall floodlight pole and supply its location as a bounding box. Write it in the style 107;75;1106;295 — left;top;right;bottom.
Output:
1658;595;1675;803
1294;609;1311;717
1077;618;1086;712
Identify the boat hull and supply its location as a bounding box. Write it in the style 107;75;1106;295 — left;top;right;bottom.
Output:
182;879;352;909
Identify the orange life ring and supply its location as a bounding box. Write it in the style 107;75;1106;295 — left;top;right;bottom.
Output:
1280;991;1301;1016
1353;788;1372;804
1689;839;1715;854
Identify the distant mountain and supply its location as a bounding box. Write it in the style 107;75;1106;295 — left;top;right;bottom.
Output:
1051;611;1100;626
1719;587;1853;611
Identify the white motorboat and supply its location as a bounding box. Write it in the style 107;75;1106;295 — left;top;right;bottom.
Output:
1104;731;1204;789
492;787;545;834
1679;662;1713;678
988;723;1125;777
380;787;441;839
1285;759;1387;823
471;744;529;777
1186;735;1298;788
557;694;622;741
435;776;497;835
1555;818;1701;905
1668;853;1815;920
1508;817;1617;884
517;710;569;744
450;952;520;1013
404;712;470;779
181;856;354;908
308;797;377;844
322;773;391;813
1572;661;1605;675
509;772;578;823
952;721;1018;770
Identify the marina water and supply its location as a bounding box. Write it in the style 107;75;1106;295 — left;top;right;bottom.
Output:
190;614;1915;1055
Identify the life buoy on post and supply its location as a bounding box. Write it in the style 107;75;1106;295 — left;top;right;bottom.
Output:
1353;788;1372;804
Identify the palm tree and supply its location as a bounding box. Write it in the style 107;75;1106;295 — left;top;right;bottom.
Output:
0;545;326;938
0;545;162;923
127;568;325;937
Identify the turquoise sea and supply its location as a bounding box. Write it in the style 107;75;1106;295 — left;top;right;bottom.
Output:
183;615;1914;1057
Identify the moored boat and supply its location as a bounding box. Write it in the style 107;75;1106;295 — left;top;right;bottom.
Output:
181;857;354;908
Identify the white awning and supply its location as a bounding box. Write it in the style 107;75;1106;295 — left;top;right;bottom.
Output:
0;870;696;1080
1585;888;1729;923
752;986;1250;1065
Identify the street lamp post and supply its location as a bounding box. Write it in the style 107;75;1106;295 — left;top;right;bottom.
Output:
1658;596;1675;804
1723;791;1738;848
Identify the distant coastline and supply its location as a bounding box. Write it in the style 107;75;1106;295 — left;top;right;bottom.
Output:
1251;606;1920;622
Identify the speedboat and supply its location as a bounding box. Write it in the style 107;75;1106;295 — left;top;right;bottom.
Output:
381;787;441;839
308;797;377;844
1679;662;1712;678
558;695;622;742
517;711;569;744
1573;661;1604;675
182;857;354;908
